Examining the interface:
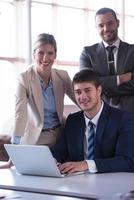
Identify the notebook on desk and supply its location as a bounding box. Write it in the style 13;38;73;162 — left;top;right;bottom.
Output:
4;144;85;178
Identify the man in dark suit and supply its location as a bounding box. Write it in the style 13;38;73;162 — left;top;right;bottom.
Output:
52;69;134;174
80;7;134;113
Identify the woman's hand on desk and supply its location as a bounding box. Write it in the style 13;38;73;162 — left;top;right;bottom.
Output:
58;161;88;174
0;159;13;169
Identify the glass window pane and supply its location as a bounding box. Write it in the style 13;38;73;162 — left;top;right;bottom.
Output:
31;2;53;46
124;0;134;15
0;1;15;57
87;0;116;10
86;0;123;14
57;0;85;8
0;61;16;135
85;11;100;45
57;7;85;62
124;16;134;43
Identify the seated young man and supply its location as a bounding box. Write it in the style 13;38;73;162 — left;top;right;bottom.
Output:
51;69;134;174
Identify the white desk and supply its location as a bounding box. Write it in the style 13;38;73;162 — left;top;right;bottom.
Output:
0;189;87;200
0;168;134;199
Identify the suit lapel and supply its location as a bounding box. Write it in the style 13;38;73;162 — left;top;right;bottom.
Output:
96;43;109;75
117;41;128;74
94;103;110;158
31;68;44;121
51;69;63;122
73;112;85;160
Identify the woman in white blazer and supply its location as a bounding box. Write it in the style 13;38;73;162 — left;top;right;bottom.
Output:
0;33;75;168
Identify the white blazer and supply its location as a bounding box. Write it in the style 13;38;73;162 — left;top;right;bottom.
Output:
12;66;75;144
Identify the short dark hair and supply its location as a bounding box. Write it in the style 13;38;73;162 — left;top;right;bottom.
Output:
73;69;101;88
95;7;118;21
33;33;57;54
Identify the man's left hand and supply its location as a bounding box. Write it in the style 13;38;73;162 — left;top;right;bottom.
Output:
58;161;88;174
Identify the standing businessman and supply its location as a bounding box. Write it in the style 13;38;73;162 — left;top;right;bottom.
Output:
80;7;134;113
52;69;134;174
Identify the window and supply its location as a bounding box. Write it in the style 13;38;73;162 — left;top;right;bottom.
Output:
0;1;15;57
0;0;134;135
0;61;16;135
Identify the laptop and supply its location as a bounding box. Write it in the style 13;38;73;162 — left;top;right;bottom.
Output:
4;144;85;178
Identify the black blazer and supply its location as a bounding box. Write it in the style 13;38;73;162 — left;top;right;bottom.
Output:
80;41;134;113
52;103;134;173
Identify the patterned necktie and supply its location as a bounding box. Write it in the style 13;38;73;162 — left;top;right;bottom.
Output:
106;45;116;75
87;121;95;160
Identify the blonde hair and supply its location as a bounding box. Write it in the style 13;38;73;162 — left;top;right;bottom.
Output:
33;33;57;54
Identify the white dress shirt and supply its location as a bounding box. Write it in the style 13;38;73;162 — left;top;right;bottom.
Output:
103;38;120;85
84;101;104;173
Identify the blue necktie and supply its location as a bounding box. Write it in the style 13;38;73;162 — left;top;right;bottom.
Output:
87;121;95;160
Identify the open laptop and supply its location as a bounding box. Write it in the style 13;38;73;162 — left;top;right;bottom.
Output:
4;144;85;178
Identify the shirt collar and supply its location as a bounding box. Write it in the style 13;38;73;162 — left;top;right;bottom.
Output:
103;38;120;49
84;101;104;127
38;74;52;89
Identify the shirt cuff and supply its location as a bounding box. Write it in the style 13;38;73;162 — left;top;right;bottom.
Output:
86;160;98;173
11;136;21;144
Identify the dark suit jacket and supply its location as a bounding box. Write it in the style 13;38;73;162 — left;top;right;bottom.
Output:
52;103;134;173
79;41;134;113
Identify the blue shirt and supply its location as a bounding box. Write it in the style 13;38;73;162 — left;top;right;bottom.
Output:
40;77;60;129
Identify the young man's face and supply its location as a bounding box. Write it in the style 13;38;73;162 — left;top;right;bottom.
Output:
95;12;119;44
73;82;102;117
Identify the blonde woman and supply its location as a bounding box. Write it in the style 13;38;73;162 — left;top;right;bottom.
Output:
0;33;75;168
